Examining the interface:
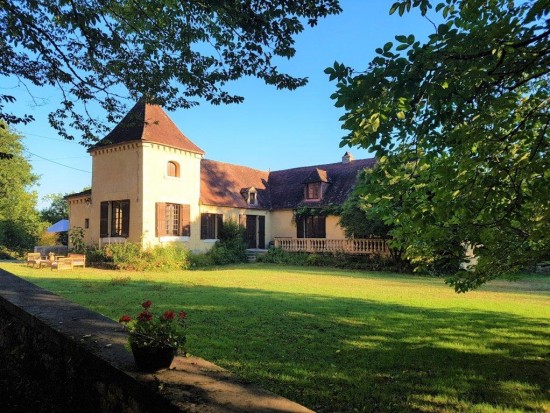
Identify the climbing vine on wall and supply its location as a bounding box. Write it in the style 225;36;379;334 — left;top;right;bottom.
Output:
292;204;342;223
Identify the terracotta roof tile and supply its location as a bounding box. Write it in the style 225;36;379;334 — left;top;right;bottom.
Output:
91;100;204;154
200;160;270;208
201;157;376;209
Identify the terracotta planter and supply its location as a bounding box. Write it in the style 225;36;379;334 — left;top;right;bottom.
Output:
130;344;176;372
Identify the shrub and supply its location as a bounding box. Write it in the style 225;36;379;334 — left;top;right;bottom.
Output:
189;253;214;269
256;248;309;265
36;231;58;247
105;242;143;270
0;246;19;260
257;247;405;271
85;247;111;267
98;242;190;271
147;243;191;271
68;227;86;253
207;220;247;265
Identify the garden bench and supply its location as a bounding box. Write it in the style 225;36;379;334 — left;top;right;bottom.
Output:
67;253;86;268
51;257;73;271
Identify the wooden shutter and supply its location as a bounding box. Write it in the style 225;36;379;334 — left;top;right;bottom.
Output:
258;216;265;249
180;204;190;236
296;216;304;238
100;201;108;237
200;213;208;239
216;214;223;239
156;202;166;237
239;214;247;228
121;200;130;237
314;216;326;238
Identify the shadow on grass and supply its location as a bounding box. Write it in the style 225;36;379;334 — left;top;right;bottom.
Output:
17;275;550;413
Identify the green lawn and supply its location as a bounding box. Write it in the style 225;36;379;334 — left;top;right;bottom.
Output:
1;262;549;413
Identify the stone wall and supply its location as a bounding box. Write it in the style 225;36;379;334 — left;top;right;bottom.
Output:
0;269;312;413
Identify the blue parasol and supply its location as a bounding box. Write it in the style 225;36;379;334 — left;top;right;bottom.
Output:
46;219;69;233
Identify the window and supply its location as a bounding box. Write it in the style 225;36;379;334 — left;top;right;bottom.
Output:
305;182;321;200
84;218;89;229
296;215;326;238
249;191;256;205
200;213;223;239
167;161;180;177
100;200;130;237
156;203;190;236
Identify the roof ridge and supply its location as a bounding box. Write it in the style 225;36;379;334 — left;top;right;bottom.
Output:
270;157;376;174
91;101;205;154
202;158;269;174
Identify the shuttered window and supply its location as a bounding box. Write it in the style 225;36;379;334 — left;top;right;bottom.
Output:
201;213;223;239
156;203;190;237
296;215;326;238
112;200;130;237
167;161;179;177
100;200;130;238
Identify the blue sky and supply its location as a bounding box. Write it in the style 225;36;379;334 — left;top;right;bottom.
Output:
8;1;437;209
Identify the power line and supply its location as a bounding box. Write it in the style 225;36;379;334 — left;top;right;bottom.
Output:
23;131;84;145
26;151;91;173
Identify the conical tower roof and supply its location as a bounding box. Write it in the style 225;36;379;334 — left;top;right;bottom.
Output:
91;100;204;154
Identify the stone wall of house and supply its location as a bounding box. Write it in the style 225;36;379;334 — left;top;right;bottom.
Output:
0;268;312;413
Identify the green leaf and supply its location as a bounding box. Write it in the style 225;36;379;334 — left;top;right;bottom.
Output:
389;2;401;15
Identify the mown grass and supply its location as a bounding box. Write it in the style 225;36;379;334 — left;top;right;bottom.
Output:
1;262;549;413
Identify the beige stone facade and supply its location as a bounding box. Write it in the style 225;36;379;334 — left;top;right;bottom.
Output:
66;101;374;252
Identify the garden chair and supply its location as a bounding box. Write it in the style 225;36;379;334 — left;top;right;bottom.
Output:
26;253;41;268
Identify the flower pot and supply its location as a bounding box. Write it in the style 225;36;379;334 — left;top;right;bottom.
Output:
130;344;176;372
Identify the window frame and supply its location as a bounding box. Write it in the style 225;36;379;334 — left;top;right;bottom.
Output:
156;203;190;237
200;213;223;240
305;182;321;200
296;215;326;238
100;200;130;238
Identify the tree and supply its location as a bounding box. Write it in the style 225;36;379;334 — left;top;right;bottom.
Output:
1;0;341;143
326;0;550;291
40;193;69;224
0;122;43;252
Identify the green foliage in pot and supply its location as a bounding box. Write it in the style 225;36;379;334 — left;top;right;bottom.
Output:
119;300;187;352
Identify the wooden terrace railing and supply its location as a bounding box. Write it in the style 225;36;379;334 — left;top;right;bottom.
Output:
274;238;390;256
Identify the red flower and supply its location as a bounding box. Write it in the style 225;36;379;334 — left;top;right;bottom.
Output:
137;311;153;322
163;310;175;320
142;300;152;309
178;311;187;319
119;315;132;323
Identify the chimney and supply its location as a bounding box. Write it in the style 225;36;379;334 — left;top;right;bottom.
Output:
342;151;355;164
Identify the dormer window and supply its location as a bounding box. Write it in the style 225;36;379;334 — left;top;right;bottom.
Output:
303;168;329;201
241;187;258;206
167;161;180;177
306;182;321;200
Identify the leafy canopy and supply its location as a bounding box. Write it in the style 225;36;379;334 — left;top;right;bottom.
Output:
0;122;43;252
1;0;341;143
326;0;550;291
40;193;69;224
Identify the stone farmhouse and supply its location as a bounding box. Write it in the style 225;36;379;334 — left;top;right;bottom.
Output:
66;101;386;254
